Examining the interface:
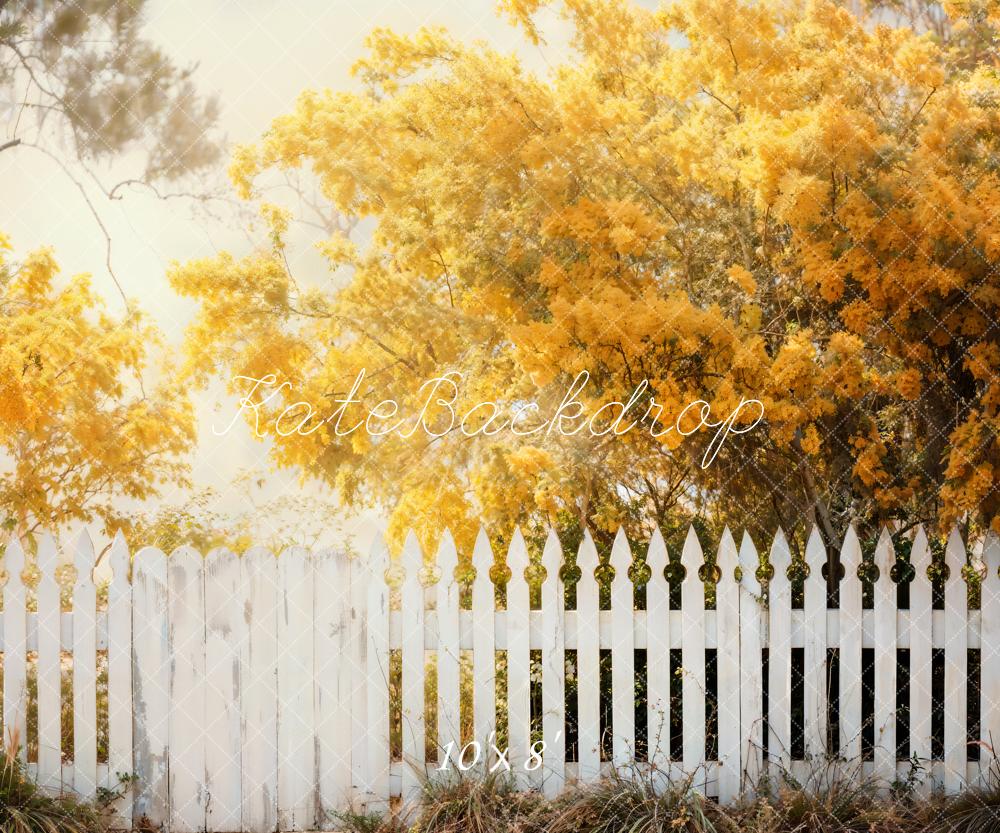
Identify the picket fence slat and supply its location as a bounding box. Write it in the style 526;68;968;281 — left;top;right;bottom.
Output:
943;528;968;792
610;529;635;771
348;546;368;805
168;547;207;832
768;530;792;772
873;529;897;784
72;533;99;797
506;529;532;787
241;547;278;832
909;527;934;777
314;547;350;823
982;535;1000;752
802;527;827;762
3;536;26;764
681;528;706;782
436;533;461;770
365;540;392;810
540;529;566;795
839;526;864;760
575;531;602;783
4;522;999;832
645;529;671;774
107;533;133;827
738;532;764;789
277;547;315;831
471;529;496;758
204;548;244;832
132;546;170;823
715;528;740;803
35;533;62;791
400;531;425;802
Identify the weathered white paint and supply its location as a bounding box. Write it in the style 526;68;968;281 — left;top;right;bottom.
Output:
3;522;993;833
241;547;278;832
715;528;740;803
204;548;244;832
168;547;207;832
873;529;897;785
575;530;601;783
908;527;933;782
313;547;350;823
436;533;461;767
802;528;827;762
364;540;392;810
839;526;863;760
767;529;792;773
609;529;635;771
540;528;566;796
982;534;1000;766
943;527;968;792
277;547;316;831
72;532;98;797
738;532;764;790
3;536;26;763
399;531;425;803
470;529;496;758
645;528;671;775
107;533;133;827
132;546;170;824
506;528;531;787
681;528;706;784
35;533;62;791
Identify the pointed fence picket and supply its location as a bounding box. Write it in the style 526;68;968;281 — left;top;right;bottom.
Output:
1;524;999;832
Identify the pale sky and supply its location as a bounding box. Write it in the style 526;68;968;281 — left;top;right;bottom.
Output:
0;0;589;551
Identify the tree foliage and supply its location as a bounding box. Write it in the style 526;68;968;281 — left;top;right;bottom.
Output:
171;0;1000;552
0;0;221;180
0;232;195;538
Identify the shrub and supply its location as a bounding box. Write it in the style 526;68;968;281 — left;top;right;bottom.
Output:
0;751;107;833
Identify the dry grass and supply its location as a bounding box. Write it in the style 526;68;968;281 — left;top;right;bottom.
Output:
0;729;109;833
331;757;1000;833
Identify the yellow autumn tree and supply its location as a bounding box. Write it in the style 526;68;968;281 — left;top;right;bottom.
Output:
170;0;1000;551
0;233;195;539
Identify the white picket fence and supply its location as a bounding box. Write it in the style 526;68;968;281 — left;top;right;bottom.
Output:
2;524;1000;831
